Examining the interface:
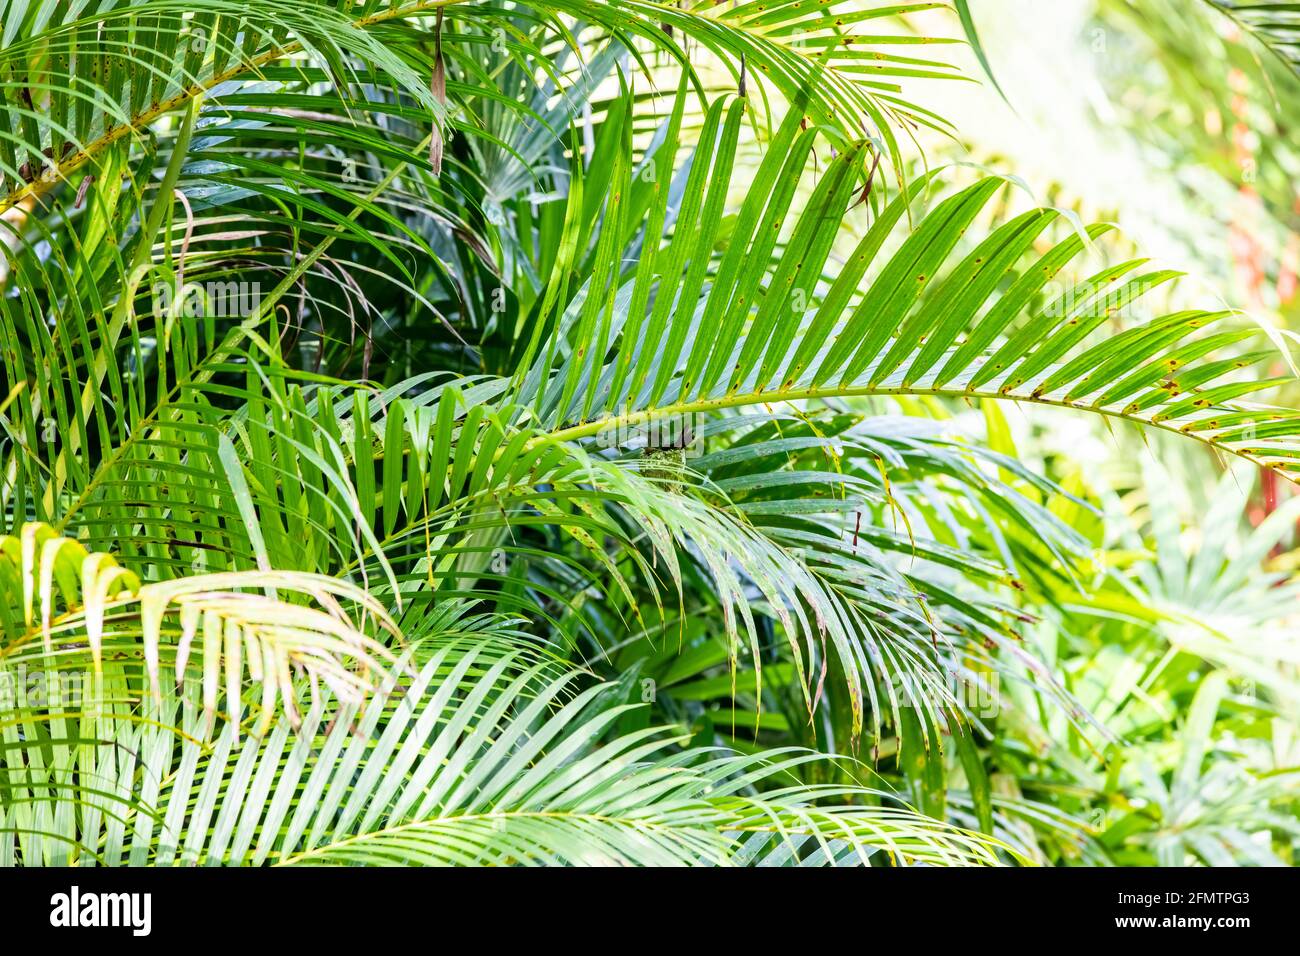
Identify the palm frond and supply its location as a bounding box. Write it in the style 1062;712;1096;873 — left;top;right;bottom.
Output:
1;627;1010;866
1;523;399;738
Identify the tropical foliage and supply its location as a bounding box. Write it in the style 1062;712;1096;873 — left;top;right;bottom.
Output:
0;0;1296;865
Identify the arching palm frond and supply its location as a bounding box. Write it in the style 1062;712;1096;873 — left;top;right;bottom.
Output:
1;616;1010;866
519;105;1300;480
